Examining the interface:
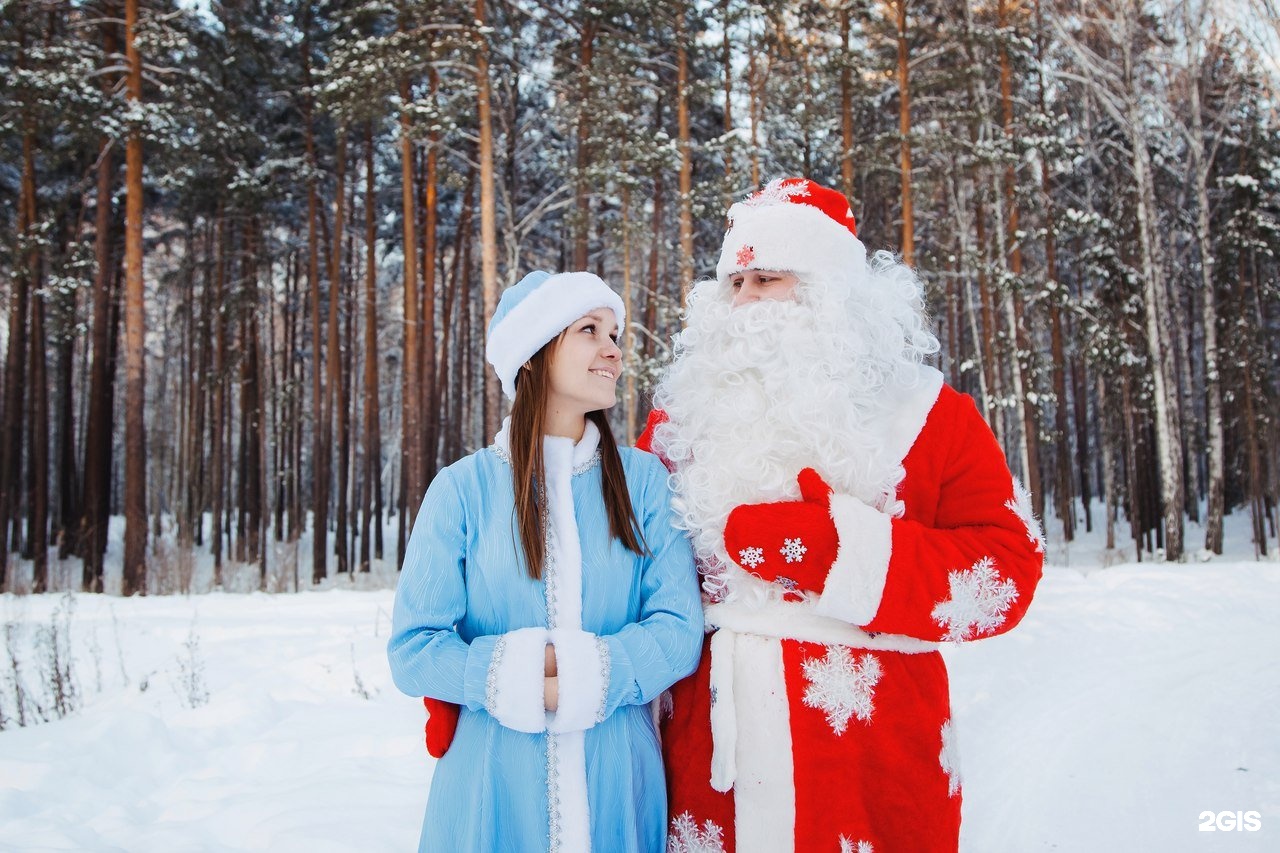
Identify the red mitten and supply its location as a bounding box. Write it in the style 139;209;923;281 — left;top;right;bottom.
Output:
423;698;459;758
723;468;838;596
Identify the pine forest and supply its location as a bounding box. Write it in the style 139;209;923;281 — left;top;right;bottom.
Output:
1;0;1278;596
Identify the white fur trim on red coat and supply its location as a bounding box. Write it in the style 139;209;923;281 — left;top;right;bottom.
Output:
813;495;893;626
485;626;549;733
704;601;936;655
731;633;796;853
708;628;738;792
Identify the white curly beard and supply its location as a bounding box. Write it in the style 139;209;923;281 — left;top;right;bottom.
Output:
653;257;937;605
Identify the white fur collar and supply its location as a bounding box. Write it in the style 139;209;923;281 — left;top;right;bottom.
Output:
491;416;602;475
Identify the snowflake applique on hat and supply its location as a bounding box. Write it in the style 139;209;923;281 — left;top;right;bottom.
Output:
736;245;755;267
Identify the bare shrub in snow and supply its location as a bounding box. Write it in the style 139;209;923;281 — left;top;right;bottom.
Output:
173;622;209;708
1;594;80;729
39;594;80;719
351;642;372;700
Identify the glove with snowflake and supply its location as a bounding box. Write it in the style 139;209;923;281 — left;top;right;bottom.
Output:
723;468;840;596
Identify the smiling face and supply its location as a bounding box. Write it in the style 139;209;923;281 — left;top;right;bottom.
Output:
545;308;623;425
729;269;801;307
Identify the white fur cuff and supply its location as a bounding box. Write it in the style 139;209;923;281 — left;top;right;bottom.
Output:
485;626;550;733
547;628;609;733
813;493;893;626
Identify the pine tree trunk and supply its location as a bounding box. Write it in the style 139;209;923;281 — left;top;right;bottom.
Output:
895;0;914;266
1120;369;1142;561
476;0;501;441
676;9;694;301
840;6;855;205
422;67;440;487
54;263;78;561
122;0;147;595
1097;373;1116;550
646;97;665;365
622;183;636;442
81;126;117;591
329;132;348;574
304;10;327;584
29;233;48;592
721;0;733;203
398;76;421;535
573;20;597;269
243;224;264;581
362;122;381;571
212;215;228;584
747;25;761;188
996;0;1042;521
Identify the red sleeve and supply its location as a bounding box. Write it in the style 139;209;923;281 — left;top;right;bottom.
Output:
814;391;1044;642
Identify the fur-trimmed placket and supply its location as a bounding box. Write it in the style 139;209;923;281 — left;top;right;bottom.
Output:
540;423;600;853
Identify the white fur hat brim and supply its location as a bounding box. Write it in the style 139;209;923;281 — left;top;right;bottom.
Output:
486;271;626;400
717;201;868;287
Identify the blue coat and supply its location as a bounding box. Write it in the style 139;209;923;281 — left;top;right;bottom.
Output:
388;420;703;852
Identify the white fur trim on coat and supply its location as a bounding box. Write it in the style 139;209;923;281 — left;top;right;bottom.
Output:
704;600;936;655
708;628;738;792
548;628;609;733
731;633;796;853
541;427;599;852
813;494;893;627
485;626;550;733
877;366;944;466
486;272;626;399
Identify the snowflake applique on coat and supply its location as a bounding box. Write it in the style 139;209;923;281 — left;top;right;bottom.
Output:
939;719;962;797
738;546;765;570
931;556;1019;642
801;647;883;735
839;837;874;853
1005;477;1045;554
668;812;726;853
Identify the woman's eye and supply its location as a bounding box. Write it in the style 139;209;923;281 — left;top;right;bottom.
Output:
581;324;595;333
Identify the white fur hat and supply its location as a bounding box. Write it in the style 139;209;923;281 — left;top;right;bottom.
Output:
485;270;626;400
716;178;868;287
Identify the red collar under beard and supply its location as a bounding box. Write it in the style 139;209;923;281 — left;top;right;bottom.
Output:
652;280;921;604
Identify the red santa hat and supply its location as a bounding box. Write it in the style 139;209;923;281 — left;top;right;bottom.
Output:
716;177;868;288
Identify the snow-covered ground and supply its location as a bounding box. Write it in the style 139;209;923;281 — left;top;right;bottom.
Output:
1;511;1277;851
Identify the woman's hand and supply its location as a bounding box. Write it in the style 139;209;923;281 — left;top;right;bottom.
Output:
544;643;557;676
544;644;558;710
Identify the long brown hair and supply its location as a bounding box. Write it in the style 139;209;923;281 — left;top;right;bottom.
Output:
508;334;647;580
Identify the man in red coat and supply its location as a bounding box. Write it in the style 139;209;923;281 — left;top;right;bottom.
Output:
638;178;1045;853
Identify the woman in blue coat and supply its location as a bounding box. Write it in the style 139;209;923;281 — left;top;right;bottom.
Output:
388;270;703;853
